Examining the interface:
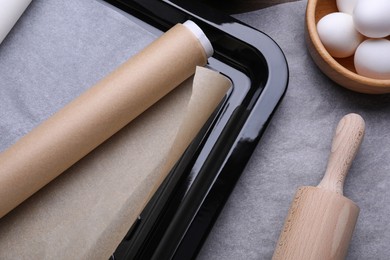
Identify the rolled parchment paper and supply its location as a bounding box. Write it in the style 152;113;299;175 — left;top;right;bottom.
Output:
0;0;32;44
0;20;212;218
0;66;231;259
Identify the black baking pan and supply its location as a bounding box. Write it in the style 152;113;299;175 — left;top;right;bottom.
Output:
101;0;289;259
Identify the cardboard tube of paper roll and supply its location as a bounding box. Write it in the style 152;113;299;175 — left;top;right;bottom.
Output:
0;0;32;44
0;20;212;218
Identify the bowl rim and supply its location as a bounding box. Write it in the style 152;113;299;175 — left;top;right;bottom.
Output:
306;0;390;88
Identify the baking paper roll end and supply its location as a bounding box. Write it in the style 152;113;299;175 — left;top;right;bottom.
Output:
183;20;214;58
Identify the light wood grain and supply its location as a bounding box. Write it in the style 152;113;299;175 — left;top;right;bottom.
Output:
305;0;390;94
273;187;359;260
317;114;365;195
273;114;365;260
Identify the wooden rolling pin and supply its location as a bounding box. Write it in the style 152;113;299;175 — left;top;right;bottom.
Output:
273;113;365;260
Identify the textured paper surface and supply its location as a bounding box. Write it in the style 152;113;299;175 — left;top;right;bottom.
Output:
0;0;230;259
198;1;390;259
0;67;230;260
5;0;390;259
0;21;207;218
201;0;299;13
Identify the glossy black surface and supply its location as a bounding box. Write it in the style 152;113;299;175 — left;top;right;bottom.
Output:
102;0;289;259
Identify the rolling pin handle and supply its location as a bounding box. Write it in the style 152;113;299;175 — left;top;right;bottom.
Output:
317;113;365;195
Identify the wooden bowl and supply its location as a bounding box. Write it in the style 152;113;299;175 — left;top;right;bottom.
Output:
305;0;390;94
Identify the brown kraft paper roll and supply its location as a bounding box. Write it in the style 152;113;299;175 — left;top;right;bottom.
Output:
0;66;231;260
0;21;209;218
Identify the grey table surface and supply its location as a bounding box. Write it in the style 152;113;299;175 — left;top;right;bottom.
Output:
199;1;390;259
1;0;390;259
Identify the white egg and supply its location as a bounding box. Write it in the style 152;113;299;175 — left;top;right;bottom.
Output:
354;39;390;79
353;0;390;38
337;0;358;14
317;13;363;58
